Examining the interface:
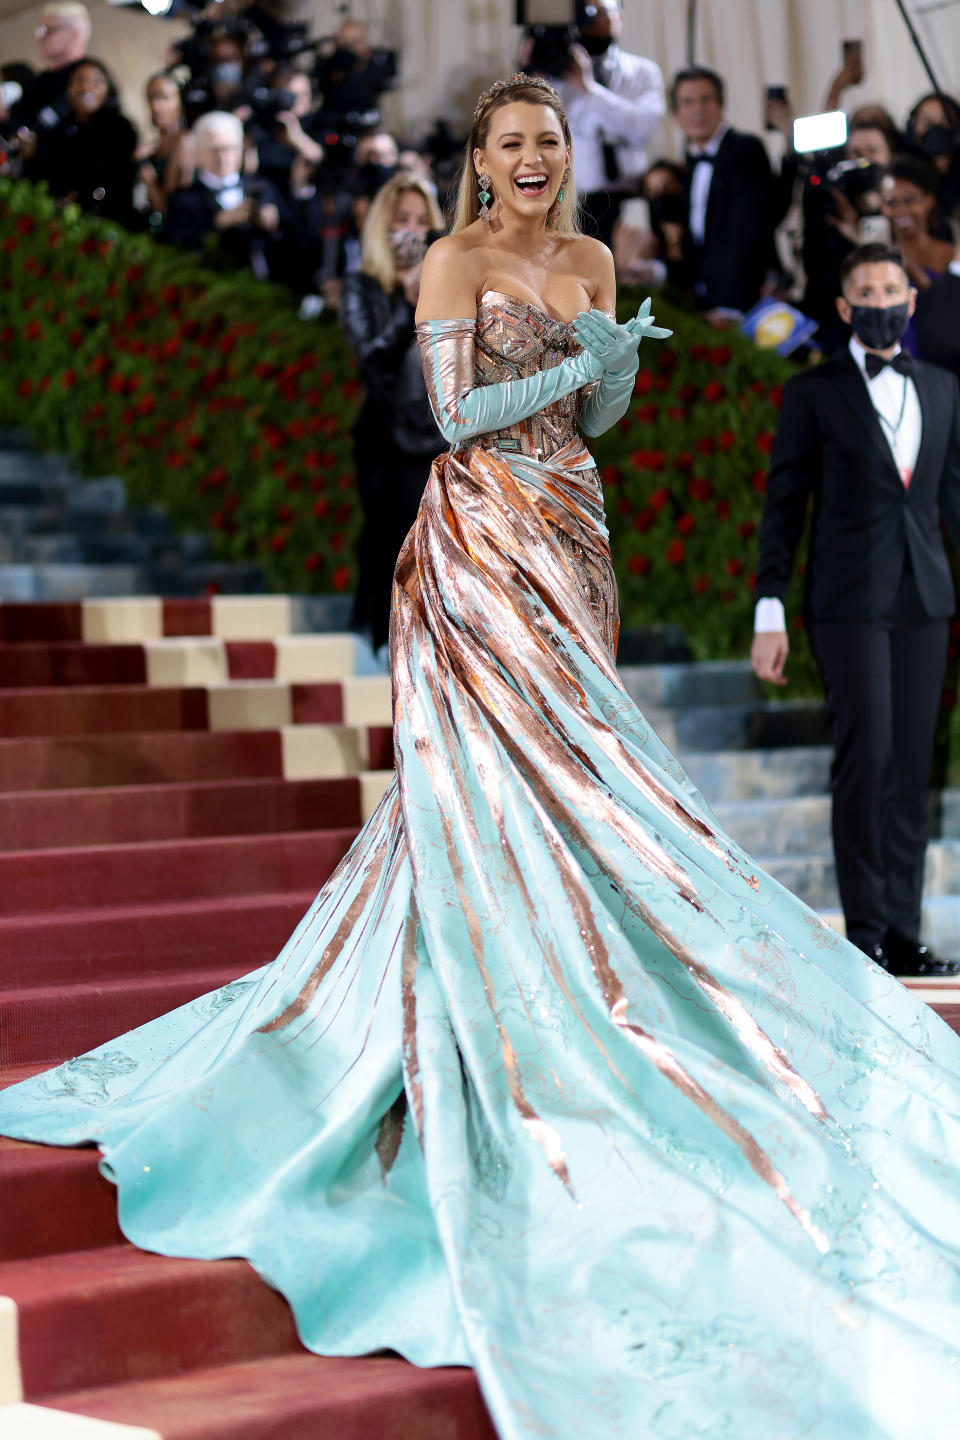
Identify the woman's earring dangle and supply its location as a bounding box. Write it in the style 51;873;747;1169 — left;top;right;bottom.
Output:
478;171;493;227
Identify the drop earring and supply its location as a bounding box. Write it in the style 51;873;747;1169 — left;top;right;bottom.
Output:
478;171;493;227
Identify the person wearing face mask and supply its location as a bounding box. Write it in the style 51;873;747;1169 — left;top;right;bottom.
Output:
907;92;960;224
752;242;960;978
339;175;445;653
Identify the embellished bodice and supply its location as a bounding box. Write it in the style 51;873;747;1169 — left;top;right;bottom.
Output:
474;290;587;461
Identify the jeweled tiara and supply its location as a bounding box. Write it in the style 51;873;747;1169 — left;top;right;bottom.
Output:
473;72;562;121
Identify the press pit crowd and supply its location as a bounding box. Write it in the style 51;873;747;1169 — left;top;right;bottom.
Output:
1;0;960;368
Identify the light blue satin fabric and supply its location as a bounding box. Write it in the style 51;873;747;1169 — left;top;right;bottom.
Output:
4;313;960;1438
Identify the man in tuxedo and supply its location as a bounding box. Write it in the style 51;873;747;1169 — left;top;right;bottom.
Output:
671;66;775;319
165;111;288;280
915;210;960;381
752;242;960;976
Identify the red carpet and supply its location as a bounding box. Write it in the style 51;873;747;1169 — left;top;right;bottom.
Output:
0;601;494;1438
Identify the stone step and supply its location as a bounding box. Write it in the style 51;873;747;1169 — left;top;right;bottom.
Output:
820;899;960;962
762;838;960;912
616;623;690;664
644;699;829;755
679;745;831;803
715;790;960;856
620;658;762;710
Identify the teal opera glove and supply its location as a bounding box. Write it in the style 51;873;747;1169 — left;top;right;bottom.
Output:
575;300;673;438
416;318;606;447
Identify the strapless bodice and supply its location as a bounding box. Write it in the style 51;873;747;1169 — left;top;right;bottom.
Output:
473;290;587;462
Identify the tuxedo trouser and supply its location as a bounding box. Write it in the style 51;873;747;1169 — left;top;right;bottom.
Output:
807;570;948;950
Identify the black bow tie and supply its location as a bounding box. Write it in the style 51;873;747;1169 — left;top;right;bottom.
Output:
864;351;913;380
687;150;714;168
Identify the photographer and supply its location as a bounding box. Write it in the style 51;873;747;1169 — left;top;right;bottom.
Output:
314;19;396;133
253;66;323;197
165;111;288;279
526;0;663;244
340;174;443;653
9;1;90;143
915;206;960;381
612;159;686;287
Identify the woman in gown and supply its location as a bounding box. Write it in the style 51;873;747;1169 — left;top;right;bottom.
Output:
5;73;960;1440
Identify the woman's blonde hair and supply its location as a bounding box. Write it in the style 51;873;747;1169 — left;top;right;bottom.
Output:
360;174;444;292
449;75;581;236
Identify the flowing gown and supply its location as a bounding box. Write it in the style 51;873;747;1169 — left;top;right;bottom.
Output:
5;293;960;1439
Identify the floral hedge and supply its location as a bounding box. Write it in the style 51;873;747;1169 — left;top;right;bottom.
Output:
0;177;816;681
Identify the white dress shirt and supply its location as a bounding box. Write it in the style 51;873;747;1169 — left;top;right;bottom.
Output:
199;170;245;211
754;335;923;634
555;49;665;196
687;121;729;246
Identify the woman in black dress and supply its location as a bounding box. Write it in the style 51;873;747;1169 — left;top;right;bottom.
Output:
30;57;138;227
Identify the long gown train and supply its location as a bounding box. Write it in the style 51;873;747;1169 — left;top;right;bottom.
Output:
4;295;960;1438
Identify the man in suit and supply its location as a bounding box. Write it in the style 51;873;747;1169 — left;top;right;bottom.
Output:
752;242;960;976
670;66;775;319
165;111;288;280
915;208;960;382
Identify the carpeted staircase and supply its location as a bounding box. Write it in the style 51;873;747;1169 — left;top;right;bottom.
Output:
0;434;958;1437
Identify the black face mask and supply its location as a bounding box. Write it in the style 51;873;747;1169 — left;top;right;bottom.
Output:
919;123;956;159
578;32;613;57
650;193;686;227
850;300;911;351
360;161;397;193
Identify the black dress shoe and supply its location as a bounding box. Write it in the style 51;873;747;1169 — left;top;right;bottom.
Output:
883;930;960;977
855;941;890;971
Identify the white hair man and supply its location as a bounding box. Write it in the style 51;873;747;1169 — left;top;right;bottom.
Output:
165;111;287;280
10;1;91;138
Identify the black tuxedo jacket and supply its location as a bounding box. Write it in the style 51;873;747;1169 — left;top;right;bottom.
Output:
755;349;960;621
682;128;774;313
165;176;287;259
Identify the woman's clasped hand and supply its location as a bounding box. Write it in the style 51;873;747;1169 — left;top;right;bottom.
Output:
572;299;673;374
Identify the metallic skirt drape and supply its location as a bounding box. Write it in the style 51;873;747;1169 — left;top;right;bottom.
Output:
4;438;960;1439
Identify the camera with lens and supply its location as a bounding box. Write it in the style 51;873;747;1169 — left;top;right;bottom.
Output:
824;156;884;214
517;1;607;81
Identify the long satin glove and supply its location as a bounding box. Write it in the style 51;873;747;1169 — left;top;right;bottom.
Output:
416;318;606;447
576;300;673;438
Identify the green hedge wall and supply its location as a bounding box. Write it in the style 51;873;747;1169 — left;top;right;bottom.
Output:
1;177;817;687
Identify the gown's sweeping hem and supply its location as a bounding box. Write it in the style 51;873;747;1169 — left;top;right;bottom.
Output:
5;296;960;1438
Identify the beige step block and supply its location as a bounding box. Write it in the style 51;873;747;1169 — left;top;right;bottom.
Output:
0;1404;159;1439
342;676;393;727
144;639;227;687
81;600;162;644
360;770;396;822
0;1296;20;1406
207;682;292;732
274;635;356;683
211;595;292;641
282;724;369;780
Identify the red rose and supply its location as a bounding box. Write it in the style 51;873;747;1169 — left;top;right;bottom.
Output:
751;470;767;495
60;369;76;390
692;574;711;595
285;477;303;493
736;521;757;539
708;345;732;366
756;431;774;454
330;533;346;553
276;503;294;522
305;553;324;572
124;264;143;284
695;436;715;455
725;558;743;577
648;486;671;512
17;379;32;399
136;395;156;418
332;565;352;591
717;429;737;451
721;589;735;604
792;615;805;631
655;375;671;392
24;320;43;341
601;464;621;487
634;370;655;395
628;554;650;576
313;498;330;517
769;385;784;409
665;540;685;565
38;377;50;393
687;478;712;503
716;500;731;520
632;509;655;533
338;474;353;492
209;511;225;530
224;493;239;512
667;406;687;424
1;237;17;254
676;513;695;536
678;383;698;403
635;402;658;425
631;449;666;472
165;451;187;469
268;532;289;553
205;466;227;488
702;381;725;404
674;451;694;471
15;215;35;234
746;572;757;593
106;373;125;393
